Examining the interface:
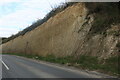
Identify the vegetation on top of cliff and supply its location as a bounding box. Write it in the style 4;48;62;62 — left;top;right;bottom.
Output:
85;3;120;35
2;2;77;44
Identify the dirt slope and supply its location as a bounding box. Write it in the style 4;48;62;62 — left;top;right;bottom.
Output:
2;3;120;59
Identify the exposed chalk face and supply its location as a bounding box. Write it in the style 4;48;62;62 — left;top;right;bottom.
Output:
1;3;119;59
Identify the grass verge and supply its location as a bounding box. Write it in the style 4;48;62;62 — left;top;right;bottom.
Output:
3;53;119;77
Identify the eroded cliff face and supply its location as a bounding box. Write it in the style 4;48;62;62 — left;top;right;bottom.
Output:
2;3;120;59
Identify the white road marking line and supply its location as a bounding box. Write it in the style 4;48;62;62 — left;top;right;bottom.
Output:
1;60;9;70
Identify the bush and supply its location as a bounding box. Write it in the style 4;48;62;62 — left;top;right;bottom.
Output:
116;43;120;48
86;3;120;34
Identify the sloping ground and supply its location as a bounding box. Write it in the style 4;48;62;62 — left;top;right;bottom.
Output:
2;3;120;59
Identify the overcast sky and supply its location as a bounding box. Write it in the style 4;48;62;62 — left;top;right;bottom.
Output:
0;0;66;37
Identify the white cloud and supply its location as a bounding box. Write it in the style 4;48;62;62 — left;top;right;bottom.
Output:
0;8;46;28
0;27;19;37
0;0;21;5
0;0;66;37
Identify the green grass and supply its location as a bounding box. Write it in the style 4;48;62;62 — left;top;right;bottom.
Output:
2;53;119;76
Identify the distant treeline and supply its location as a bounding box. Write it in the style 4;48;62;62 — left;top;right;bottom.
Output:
2;2;76;44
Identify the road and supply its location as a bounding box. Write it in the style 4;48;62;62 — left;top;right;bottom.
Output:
2;55;112;78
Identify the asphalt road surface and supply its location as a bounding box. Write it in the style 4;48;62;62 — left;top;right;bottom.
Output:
2;55;112;78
